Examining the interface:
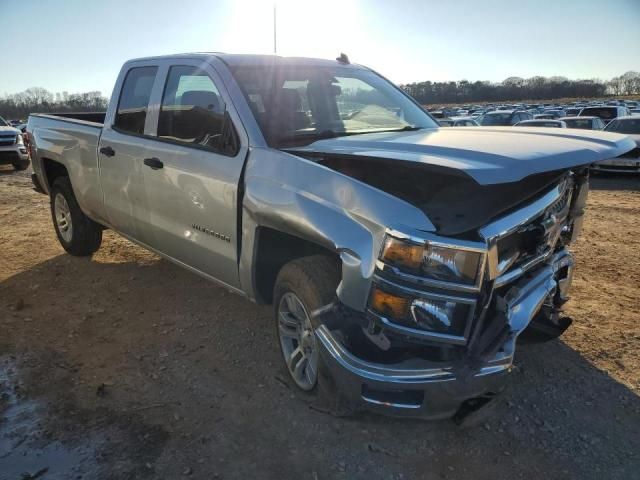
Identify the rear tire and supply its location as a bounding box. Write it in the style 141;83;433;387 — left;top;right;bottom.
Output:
50;176;102;256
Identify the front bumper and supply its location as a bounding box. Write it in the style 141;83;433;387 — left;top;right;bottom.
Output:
315;250;573;419
0;145;29;165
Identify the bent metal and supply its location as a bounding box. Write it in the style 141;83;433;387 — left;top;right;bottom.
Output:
26;52;636;422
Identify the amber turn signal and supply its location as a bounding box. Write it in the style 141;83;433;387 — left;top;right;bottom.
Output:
369;286;410;319
380;237;423;270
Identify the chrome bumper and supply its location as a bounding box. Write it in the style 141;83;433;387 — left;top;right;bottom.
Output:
315;249;574;419
0;144;29;164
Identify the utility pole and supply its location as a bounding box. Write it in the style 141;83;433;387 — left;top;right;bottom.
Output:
273;4;277;54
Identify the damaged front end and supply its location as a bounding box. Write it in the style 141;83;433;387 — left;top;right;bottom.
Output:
312;170;588;420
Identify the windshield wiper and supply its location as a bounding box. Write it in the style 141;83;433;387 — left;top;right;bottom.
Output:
276;125;425;147
348;125;425;135
376;125;424;132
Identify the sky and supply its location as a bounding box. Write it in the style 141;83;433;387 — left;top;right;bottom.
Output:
1;0;639;97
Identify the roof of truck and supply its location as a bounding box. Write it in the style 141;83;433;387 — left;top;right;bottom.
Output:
127;52;360;68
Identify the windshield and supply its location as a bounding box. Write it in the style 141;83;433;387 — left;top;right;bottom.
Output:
605;118;640;134
0;116;8;127
581;107;617;120
479;113;511;126
229;64;438;147
564;118;592;129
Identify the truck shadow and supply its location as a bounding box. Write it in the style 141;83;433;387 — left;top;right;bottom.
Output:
1;253;638;479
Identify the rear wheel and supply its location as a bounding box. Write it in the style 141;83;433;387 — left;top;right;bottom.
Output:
50;176;102;256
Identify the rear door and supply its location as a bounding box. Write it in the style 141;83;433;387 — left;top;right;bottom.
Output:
99;63;162;242
136;59;248;288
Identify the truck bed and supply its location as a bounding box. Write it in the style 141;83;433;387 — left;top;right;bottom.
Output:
27;112;106;222
31;111;106;126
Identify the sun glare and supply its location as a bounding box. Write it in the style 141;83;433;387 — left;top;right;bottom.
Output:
221;0;362;59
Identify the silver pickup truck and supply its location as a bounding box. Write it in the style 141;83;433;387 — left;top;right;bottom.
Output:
27;53;634;421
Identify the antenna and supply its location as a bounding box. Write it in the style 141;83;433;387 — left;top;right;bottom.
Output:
273;4;277;54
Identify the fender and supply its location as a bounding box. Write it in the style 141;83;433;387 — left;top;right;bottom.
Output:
238;147;435;311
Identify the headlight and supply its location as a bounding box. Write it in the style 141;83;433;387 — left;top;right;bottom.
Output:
423;245;483;286
368;285;474;341
16;134;24;145
410;298;471;336
380;233;485;287
380;236;423;271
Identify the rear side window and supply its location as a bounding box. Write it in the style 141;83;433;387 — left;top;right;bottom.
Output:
114;66;158;135
158;65;234;154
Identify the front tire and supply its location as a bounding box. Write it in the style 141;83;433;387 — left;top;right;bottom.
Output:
50;176;102;256
12;160;29;171
273;255;340;393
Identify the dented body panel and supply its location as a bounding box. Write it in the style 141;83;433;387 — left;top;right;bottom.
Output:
238;147;435;310
26;53;637;420
289;127;635;185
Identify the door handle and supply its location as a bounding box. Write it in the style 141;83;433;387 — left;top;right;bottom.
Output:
143;157;164;170
99;146;115;157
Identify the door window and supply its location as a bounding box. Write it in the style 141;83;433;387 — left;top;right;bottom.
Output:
114;66;158;135
158;66;234;153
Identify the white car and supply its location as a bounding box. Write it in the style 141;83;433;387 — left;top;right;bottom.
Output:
0;115;30;171
514;120;567;128
592;116;640;173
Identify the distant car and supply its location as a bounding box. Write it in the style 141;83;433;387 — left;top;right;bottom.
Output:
438;118;478;127
0;115;30;170
478;110;533;126
534;114;555;120
514;120;567;128
564;107;581;117
592;116;640;173
430;110;446;119
578;106;630;124
559;116;605;130
449;116;479;126
630;109;640;117
541;109;566;119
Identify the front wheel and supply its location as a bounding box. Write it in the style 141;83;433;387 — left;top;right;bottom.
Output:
273;255;340;392
50;176;102;256
12;160;29;171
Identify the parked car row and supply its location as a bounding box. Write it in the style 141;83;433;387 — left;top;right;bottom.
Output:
432;98;638;127
430;99;639;172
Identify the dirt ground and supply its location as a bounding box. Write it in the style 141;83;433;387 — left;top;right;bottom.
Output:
0;166;638;480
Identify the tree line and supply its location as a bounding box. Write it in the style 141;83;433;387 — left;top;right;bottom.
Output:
2;71;640;121
0;87;109;120
401;71;640;105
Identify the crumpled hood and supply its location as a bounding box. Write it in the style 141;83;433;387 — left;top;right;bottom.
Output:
289;126;636;185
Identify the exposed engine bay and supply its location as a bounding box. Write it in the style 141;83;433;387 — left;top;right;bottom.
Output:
297;151;569;237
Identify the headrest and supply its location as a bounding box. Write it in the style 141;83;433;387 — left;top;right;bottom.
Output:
181;90;221;111
275;88;303;112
